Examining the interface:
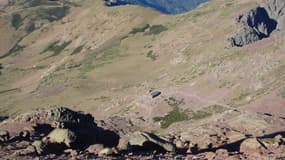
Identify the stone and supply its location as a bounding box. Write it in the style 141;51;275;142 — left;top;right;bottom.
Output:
117;137;130;151
259;138;276;148
64;149;78;157
128;131;175;152
99;148;113;156
228;27;260;47
240;138;262;153
263;0;285;30
32;140;47;155
274;134;283;145
87;144;104;154
47;107;94;129
0;130;10;142
18;145;36;156
46;128;77;147
227;132;246;143
175;140;184;148
204;152;215;159
19;130;30;140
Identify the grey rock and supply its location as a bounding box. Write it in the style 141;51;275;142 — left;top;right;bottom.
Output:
17;145;36;156
129;131;175;152
19;130;30;140
263;0;285;30
32;140;47;155
45;128;77;148
0;130;10;142
228;27;260;47
47;107;94;129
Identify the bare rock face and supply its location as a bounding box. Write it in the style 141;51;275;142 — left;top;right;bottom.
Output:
239;138;263;153
263;0;285;30
45;129;77;148
228;0;285;47
128;131;176;152
47;107;95;129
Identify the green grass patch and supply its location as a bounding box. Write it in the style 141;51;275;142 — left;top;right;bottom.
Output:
71;45;84;55
153;107;189;129
41;40;71;56
36;6;70;22
11;14;23;29
130;24;150;34
145;24;168;35
146;50;158;61
154;97;187;128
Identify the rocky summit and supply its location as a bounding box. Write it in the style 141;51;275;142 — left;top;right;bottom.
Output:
0;0;285;159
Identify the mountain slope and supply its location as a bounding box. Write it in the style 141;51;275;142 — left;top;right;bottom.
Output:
0;0;284;143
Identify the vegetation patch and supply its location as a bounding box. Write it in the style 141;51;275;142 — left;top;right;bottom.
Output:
144;24;168;35
11;14;23;29
146;50;158;61
153;107;189;129
41;40;71;57
36;6;70;22
130;24;150;34
153;97;188;128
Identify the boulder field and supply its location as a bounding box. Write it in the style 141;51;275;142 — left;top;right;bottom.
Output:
0;107;285;159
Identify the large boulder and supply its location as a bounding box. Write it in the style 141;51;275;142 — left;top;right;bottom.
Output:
45;128;77;148
32;140;47;155
0;130;9;142
47;107;95;129
240;138;263;153
263;0;285;30
128;131;175;152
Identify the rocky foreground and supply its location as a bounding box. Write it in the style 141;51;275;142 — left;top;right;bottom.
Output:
0;107;284;159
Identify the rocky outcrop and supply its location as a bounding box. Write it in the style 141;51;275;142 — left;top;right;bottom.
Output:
228;0;285;47
45;128;77;147
127;131;176;152
263;0;285;31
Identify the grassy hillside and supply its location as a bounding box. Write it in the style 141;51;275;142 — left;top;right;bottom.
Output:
0;0;284;134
